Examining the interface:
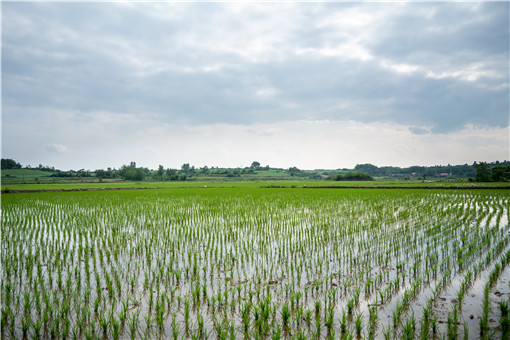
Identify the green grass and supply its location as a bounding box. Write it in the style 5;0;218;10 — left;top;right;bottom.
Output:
3;167;509;191
1;168;55;183
2;178;508;192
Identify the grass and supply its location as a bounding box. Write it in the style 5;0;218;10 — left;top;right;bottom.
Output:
3;176;509;192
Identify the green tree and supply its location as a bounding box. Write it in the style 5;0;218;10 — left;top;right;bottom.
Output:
475;162;492;182
95;169;106;179
1;158;21;169
181;163;190;173
288;167;300;176
165;168;178;181
157;165;164;179
354;164;380;176
334;171;373;181
491;166;510;182
250;161;260;168
120;165;145;181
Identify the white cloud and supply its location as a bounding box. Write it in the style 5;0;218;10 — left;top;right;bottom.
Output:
6;111;507;170
44;143;69;153
2;2;508;169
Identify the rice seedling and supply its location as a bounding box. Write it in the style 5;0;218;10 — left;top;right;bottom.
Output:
1;187;507;339
354;312;363;336
281;302;291;331
324;306;335;335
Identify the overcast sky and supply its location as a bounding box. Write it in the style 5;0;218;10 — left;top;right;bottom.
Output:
2;1;509;170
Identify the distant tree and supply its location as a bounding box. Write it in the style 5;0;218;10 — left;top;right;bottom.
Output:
1;158;21;169
334;171;373;181
181;163;190;173
157;165;164;179
491;165;510;182
354;164;379;176
120;164;145;181
250;161;261;168
475;162;492;182
288;167;300;176
95;169;106;179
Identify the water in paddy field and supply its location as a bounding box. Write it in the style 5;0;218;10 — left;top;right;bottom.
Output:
1;190;509;339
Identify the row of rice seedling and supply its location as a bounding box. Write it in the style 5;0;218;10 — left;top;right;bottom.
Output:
1;188;508;339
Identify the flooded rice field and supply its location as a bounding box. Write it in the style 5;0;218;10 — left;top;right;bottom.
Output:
1;188;509;339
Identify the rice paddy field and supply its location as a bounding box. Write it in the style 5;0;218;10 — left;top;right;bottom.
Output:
1;187;509;339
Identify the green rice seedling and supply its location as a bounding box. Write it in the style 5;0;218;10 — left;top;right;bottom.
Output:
272;324;281;340
392;309;399;328
500;298;509;318
184;297;191;332
62;317;71;340
99;310;110;336
420;319;429;340
1;307;10;333
294;327;307;340
21;315;30;338
119;298;128;325
431;315;438;335
93;294;101;314
111;315;121;340
401;317;414;340
129;308;140;340
355;312;363;336
347;298;355;315
381;323;391;340
480;284;490;337
143;310;153;338
281;302;291;330
314;300;321;317
31;318;43;340
49;317;59;339
148;289;154;312
241;302;251;333
501;298;510;339
314;316;322;339
227;320;236;340
463;321;468;340
408;310;416;333
213;315;222;336
197;311;205;336
170;313;179;340
324;307;334;334
71;323;80;340
447;307;459;340
83;325;95;340
190;329;200;340
340;309;347;334
304;308;313;328
156;303;165;331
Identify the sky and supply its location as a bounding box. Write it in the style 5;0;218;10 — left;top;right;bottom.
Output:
2;1;509;171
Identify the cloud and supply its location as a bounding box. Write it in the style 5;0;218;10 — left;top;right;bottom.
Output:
4;115;507;170
2;2;508;169
44;143;69;153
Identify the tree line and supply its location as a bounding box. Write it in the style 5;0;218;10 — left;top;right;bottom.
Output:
353;161;510;181
2;158;509;182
